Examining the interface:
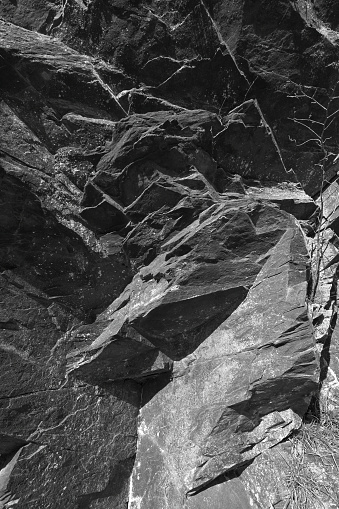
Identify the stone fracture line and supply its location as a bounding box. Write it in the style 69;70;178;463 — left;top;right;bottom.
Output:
0;387;77;401
170;13;192;32
215;98;296;181
24;444;48;461
200;0;250;86
0;148;47;172
91;67;128;116
47;324;79;361
154;64;194;89
143;5;191;32
143;55;188;68
117;87;189;115
27;403;93;441
253;99;297;180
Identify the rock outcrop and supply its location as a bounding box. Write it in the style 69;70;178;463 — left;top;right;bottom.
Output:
1;1;339;508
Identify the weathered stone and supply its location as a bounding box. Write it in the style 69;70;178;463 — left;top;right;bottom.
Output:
0;169;132;315
184;440;292;509
0;20;127;120
61;113;117;150
0;100;52;171
129;225;318;507
0;0;62;34
92;109;223;203
0;382;140;509
67;319;172;385
185;440;292;509
311;184;339;420
68;201;298;378
1;1;339;506
0;168;139;508
246;181;318;220
185;476;253;509
52;147;102;191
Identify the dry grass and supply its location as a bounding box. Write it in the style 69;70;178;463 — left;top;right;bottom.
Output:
284;403;339;509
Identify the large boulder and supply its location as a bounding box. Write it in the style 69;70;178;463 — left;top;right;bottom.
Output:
129;224;318;508
67;199;299;376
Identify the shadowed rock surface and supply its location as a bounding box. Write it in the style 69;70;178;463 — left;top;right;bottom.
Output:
0;1;339;508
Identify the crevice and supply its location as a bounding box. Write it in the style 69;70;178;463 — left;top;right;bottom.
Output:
200;0;250;86
306;263;339;422
91;67;128;117
0;148;47;172
186;460;254;498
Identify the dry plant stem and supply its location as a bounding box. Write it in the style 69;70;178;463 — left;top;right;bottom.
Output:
245;73;339;301
288;81;339;301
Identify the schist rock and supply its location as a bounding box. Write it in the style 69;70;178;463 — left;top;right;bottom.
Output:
0;166;139;508
67;200;299;378
0;381;140;509
128;222;318;508
0;0;338;507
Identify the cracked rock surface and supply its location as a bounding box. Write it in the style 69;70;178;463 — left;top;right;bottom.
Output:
1;0;339;507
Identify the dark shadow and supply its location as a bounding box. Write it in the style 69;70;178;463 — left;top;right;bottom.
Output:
187;459;254;497
90;379;142;409
226;366;318;437
72;364;172;408
140;371;172;407
71;345;172;387
0;169;132;322
77;455;135;509
132;286;249;361
0;434;27;456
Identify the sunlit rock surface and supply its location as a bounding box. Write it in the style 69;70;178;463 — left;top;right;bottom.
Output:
1;1;339;507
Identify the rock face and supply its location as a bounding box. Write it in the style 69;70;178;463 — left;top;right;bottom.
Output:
130;225;317;508
0;1;339;508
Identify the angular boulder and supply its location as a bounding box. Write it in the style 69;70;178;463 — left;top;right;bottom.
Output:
67;199;299;381
1;1;337;506
129;225;318;508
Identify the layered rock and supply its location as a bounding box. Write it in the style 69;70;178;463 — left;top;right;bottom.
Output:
129;224;318;508
0;1;338;507
67;200;299;373
0;162;140;508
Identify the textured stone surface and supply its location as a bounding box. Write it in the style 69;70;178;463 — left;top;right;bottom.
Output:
129;225;318;507
1;0;338;507
185;442;292;509
0;168;140;508
1;382;140;509
67;200;297;380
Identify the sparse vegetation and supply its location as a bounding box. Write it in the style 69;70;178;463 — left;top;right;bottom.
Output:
284;400;339;508
287;78;339;302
